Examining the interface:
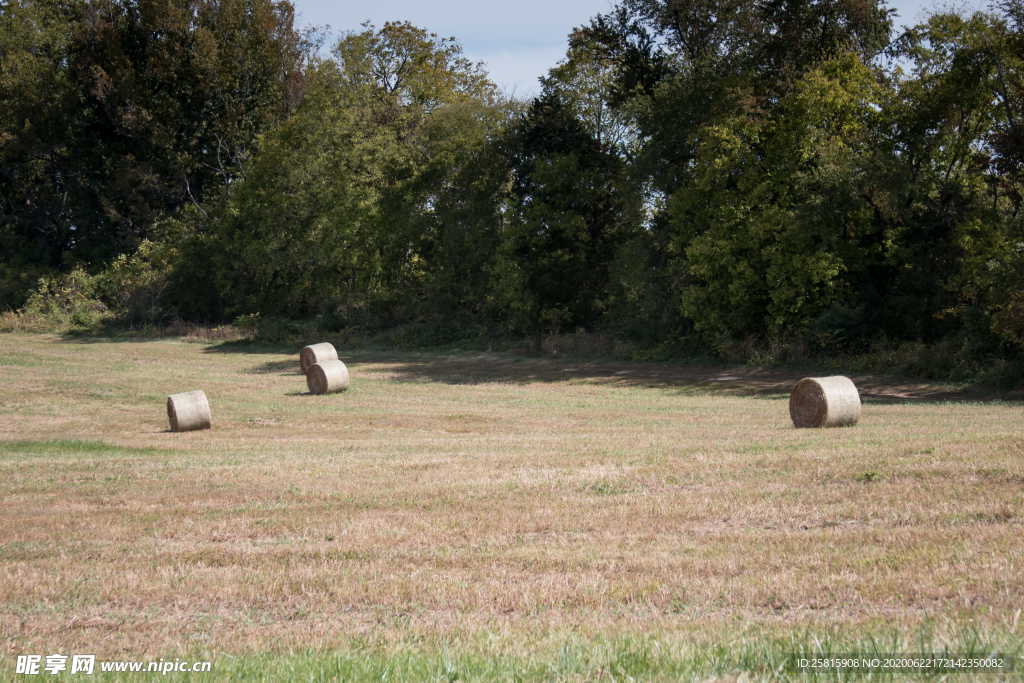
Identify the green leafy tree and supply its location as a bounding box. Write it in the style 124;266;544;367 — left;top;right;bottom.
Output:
895;8;1024;349
574;0;894;197
555;0;898;351
670;6;1024;351
671;54;888;345
0;0;311;307
202;22;505;322
0;0;79;306
495;92;639;347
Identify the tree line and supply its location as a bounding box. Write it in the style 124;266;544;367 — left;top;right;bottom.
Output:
3;0;1024;366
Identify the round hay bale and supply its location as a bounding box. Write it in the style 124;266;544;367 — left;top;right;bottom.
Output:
300;342;338;374
167;390;211;432
307;359;349;395
789;376;861;428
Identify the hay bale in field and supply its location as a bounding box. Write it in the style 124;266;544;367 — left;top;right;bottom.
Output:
307;359;349;395
167;390;212;432
789;376;861;428
300;342;338;374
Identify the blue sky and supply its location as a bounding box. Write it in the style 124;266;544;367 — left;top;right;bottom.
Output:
292;0;989;96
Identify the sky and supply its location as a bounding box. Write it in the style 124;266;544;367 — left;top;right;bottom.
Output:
291;0;990;97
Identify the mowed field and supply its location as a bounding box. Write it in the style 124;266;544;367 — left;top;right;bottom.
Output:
1;332;1023;679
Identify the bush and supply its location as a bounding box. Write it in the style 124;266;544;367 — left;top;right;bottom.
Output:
990;291;1024;349
93;239;178;325
0;233;187;333
0;260;56;312
7;267;111;331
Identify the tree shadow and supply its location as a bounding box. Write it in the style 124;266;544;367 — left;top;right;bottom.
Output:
65;336;1015;404
58;330;172;344
245;359;301;375
200;339;295;354
271;350;1021;404
58;322;250;345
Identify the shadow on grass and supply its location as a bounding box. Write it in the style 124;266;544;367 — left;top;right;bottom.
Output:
247;359;302;375
46;332;1021;404
200;340;1022;404
57;320;249;345
57;330;169;344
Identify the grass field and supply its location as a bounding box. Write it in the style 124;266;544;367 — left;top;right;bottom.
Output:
1;332;1022;680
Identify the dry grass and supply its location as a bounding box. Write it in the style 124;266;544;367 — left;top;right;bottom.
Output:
0;333;1022;664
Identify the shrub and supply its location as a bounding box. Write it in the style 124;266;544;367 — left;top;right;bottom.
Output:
12;267;110;331
93;239;179;325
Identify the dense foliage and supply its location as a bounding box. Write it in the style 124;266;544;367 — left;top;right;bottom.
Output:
4;0;1024;369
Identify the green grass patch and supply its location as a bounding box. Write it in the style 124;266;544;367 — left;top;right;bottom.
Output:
0;540;59;562
22;629;1024;681
0;353;44;367
0;439;166;459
